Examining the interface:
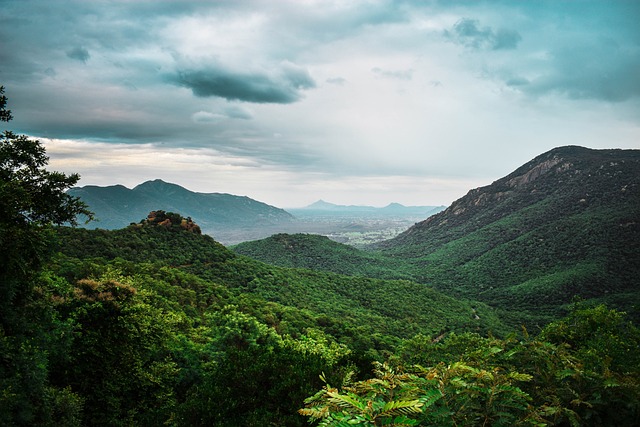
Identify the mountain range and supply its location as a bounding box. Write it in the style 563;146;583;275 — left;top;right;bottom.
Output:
46;145;640;423
293;199;446;216
69;180;445;245
67;179;295;235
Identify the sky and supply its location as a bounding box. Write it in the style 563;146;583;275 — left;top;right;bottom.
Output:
1;0;639;208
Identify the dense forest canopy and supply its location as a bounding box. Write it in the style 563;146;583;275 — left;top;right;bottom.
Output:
1;85;639;426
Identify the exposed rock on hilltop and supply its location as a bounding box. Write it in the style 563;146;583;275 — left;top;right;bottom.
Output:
130;210;202;234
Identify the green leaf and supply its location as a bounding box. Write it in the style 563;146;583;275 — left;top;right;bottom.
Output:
380;399;423;416
327;391;368;412
418;388;443;408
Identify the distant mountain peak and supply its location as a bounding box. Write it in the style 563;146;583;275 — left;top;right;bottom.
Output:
134;179;189;194
382;202;406;210
306;200;339;209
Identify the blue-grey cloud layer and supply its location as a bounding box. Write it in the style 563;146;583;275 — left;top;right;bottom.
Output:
0;0;638;187
447;18;522;50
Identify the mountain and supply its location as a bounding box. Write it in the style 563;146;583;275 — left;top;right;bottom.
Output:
304;199;343;210
68;179;295;235
376;146;640;323
291;200;445;217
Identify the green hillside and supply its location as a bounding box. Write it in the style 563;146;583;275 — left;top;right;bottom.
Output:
55;224;507;345
234;147;640;326
377;146;640;323
232;233;413;281
24;221;640;426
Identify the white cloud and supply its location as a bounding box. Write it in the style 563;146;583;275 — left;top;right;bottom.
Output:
191;111;226;123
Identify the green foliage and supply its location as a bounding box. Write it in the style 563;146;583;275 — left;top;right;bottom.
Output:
32;256;358;426
43;272;180;425
300;362;438;426
55;225;231;267
0;87;91;314
300;360;537;427
539;304;640;372
304;307;640;426
0;85;92;425
0;86;12;122
55;225;509;351
175;307;351;426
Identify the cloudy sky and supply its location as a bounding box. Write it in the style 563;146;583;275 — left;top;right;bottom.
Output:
1;0;639;208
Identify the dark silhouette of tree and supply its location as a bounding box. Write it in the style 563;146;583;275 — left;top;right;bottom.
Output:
0;85;92;424
0;85;92;310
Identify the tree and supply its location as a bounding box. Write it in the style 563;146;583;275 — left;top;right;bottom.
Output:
0;85;92;425
0;85;92;312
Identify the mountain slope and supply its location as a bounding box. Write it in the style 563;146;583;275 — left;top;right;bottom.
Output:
377;146;640;322
68;179;294;234
232;233;413;281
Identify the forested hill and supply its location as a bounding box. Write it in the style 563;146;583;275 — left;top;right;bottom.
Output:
376;146;640;322
67;179;294;233
378;146;639;252
233;233;414;281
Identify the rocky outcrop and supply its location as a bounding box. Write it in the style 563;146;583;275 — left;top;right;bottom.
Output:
506;157;564;188
131;210;202;234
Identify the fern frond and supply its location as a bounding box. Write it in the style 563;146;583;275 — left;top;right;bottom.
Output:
326;391;368;412
380;399;423;417
507;372;533;382
418;388;443;408
304;387;329;405
298;406;330;418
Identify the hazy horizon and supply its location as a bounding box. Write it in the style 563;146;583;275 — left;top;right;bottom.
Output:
1;0;639;207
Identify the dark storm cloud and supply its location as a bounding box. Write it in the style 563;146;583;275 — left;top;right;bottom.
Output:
66;47;90;63
446;18;521;50
169;63;316;104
